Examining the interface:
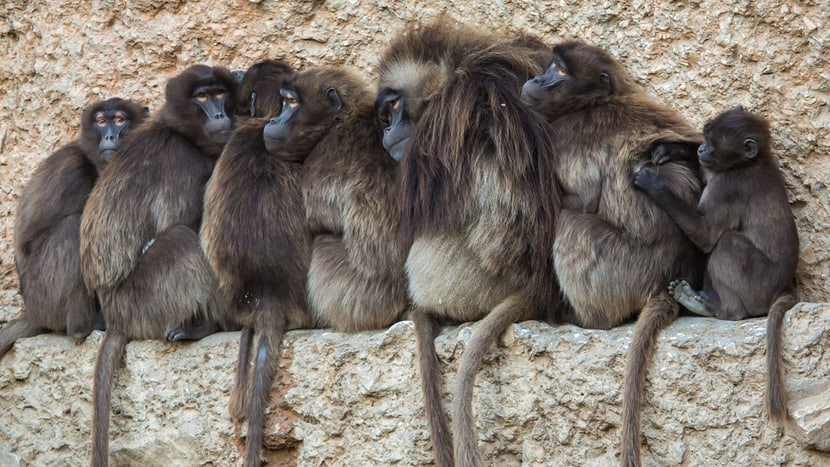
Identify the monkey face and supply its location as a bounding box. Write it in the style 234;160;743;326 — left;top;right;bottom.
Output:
521;42;617;120
263;69;347;160
376;89;413;162
700;107;769;171
80;98;148;169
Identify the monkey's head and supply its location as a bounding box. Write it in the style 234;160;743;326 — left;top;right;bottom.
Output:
698;106;771;171
80;97;149;171
521;41;637;119
163;64;240;148
375;61;448;162
375;19;498;162
263;66;371;161
237;60;296;119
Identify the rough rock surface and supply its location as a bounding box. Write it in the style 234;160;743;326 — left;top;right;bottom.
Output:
1;304;829;465
1;1;829;466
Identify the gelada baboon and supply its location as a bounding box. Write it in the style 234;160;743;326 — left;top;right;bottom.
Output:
236;59;296;119
203;64;409;465
0;98;147;358
521;41;704;466
301;67;410;333
200;65;312;467
376;19;561;466
80;65;238;467
634;106;799;423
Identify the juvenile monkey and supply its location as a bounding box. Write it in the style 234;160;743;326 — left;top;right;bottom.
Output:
634;106;799;423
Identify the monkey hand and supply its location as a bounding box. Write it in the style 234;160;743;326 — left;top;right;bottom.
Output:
651;142;696;165
633;164;666;195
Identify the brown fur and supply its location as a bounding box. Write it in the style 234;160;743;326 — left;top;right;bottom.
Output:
201;115;315;467
377;19;562;466
634;108;799;424
0;98;146;359
522;41;705;466
202;65;408;465
300;67;410;333
236;60;295;120
80;65;238;467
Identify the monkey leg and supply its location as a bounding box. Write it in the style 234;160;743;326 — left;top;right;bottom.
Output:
453;293;535;467
229;326;254;421
766;293;796;424
308;235;408;332
0;318;43;359
707;231;780;320
411;308;454;467
103;225;225;340
553;210;678;329
19;214;99;335
91;331;129;467
668;279;715;317
621;292;678;467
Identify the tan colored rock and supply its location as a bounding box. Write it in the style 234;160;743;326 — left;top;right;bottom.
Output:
1;304;829;465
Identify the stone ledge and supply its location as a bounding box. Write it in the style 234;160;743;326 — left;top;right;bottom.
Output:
1;303;828;466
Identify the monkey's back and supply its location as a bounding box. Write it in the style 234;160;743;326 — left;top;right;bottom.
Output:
202;122;314;330
16;143;99;331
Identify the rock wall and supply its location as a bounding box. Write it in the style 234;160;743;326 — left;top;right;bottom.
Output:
1;304;830;465
1;0;829;465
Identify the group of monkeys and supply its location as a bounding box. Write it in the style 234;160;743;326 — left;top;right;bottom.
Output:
0;18;799;467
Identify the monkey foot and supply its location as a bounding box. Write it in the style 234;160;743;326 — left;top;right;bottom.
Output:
668;279;714;317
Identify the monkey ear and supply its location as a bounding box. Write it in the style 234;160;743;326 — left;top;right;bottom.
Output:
735;104;745;112
743;138;758;159
326;87;343;112
143;107;150;115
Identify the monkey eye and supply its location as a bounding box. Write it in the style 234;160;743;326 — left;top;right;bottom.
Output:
214;90;225;100
284;96;298;109
388;99;400;112
113;116;127;126
95;115;108;127
194;92;209;103
378;110;391;125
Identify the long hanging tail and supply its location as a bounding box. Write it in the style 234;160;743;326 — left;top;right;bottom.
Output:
621;293;678;467
412;308;454;467
229;326;255;421
766;293;796;424
453;294;532;467
0;317;42;358
243;302;287;467
91;332;129;467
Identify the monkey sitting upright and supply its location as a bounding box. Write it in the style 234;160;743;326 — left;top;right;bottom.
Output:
0;98;147;358
634;106;799;423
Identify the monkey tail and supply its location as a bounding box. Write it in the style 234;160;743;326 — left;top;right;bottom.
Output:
412;308;454;467
621;292;678;467
243;301;287;467
0;317;42;359
453;294;531;467
766;293;796;424
229;326;255;421
91;331;128;467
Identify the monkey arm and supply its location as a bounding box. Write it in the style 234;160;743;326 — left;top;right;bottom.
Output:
633;165;719;253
